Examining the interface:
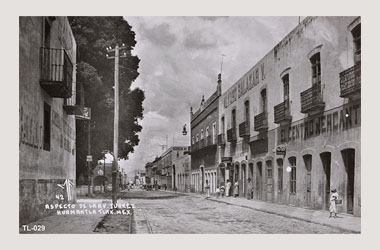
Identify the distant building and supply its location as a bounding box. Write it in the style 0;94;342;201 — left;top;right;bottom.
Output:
173;150;191;192
19;16;84;225
190;74;221;194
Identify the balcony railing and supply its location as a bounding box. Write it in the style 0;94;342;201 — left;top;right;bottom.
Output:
206;135;214;146
64;82;86;116
40;48;73;98
200;138;205;148
274;99;292;124
239;121;250;137
226;128;237;142
217;134;226;145
340;63;361;99
254;112;268;131
300;81;325;114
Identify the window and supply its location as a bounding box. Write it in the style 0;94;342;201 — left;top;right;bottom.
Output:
201;129;204;139
310;53;321;85
261;89;267;113
245;100;250;125
221;116;225;134
192;136;194;145
289;157;296;194
44;19;51;48
266;160;273;178
352;24;361;63
282;74;289;101
196;134;199;142
206;127;209;137
232;109;236;129
212;123;216;144
277;159;283;193
43;102;51;151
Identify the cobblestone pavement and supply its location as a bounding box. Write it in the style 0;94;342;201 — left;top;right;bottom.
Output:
128;194;348;234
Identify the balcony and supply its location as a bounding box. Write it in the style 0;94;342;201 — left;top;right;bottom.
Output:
340;63;361;99
254;112;268;132
274;99;292;125
40;48;73;98
217;134;226;146
239;121;250;137
300;81;325;114
199;138;205;148
206;135;214;146
226;128;237;142
64;82;85;116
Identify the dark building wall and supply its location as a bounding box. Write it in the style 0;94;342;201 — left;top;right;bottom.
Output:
19;16;77;225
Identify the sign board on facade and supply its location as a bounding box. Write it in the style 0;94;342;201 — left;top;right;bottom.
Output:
97;169;103;176
276;146;286;155
221;157;232;163
76;107;91;120
86;155;92;162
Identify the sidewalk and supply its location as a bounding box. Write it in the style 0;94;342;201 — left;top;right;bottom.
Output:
159;190;361;233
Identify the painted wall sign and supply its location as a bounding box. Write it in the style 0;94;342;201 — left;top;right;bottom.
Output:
280;102;360;143
224;62;265;108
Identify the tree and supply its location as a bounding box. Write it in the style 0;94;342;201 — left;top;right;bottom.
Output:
68;17;144;184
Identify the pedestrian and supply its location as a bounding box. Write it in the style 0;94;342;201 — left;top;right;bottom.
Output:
233;180;239;197
205;179;210;198
220;185;225;198
164;184;167;190
225;179;231;197
247;178;253;200
329;188;339;218
215;186;220;198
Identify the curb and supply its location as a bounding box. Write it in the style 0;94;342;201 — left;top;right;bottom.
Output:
207;198;360;234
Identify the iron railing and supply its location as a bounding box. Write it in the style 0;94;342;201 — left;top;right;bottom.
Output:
226;128;237;142
254;112;268;131
40;47;73;98
274;99;292;124
340;63;361;98
239;121;250;137
300;81;324;113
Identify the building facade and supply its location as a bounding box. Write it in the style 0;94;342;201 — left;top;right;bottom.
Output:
173;151;191;192
19;16;80;225
190;75;221;194
218;16;361;216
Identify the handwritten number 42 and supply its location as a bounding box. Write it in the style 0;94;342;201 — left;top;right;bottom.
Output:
55;194;64;200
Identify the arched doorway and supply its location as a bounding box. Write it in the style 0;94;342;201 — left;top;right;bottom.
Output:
320;152;331;210
266;160;273;202
256;162;263;200
241;163;246;197
303;154;312;207
200;166;205;194
342;148;355;214
172;165;176;190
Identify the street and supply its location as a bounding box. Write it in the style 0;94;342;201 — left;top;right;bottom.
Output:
126;189;347;234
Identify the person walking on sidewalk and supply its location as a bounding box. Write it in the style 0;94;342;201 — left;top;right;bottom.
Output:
329;188;339;218
205;179;210;198
220;185;225;198
233;181;239;197
225;179;231;197
215;186;220;198
247;178;253;200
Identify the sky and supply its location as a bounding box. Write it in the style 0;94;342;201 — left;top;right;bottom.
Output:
118;16;304;177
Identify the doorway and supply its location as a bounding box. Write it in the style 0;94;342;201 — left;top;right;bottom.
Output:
172;165;176;190
303;155;312;207
241;164;246;196
256;162;263;200
342;149;355;214
266;160;273;202
320;152;331;210
200;166;205;193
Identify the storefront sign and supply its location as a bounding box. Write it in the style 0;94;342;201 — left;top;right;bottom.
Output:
276;146;286;155
280;102;360;143
86;155;92;162
221;157;232;163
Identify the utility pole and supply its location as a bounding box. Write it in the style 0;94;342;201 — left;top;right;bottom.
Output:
87;121;91;197
106;43;127;206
